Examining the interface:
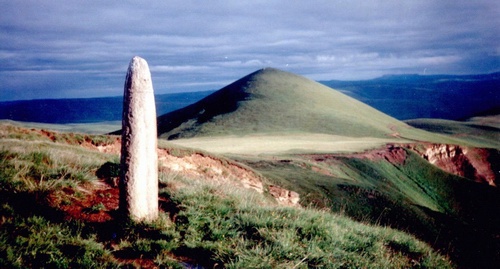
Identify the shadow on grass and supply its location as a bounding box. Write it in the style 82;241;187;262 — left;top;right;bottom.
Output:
4;190;66;222
335;185;500;269
172;246;219;269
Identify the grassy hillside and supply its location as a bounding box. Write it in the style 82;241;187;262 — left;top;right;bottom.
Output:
0;123;452;268
157;68;422;140
0;119;121;135
236;146;500;269
169;133;401;155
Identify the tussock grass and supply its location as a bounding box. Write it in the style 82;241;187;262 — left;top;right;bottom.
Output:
0;141;113;195
0;126;452;268
0;216;114;268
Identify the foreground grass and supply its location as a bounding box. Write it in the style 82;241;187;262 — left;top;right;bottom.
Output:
0;173;452;268
163;177;451;268
0;125;452;268
0;216;116;268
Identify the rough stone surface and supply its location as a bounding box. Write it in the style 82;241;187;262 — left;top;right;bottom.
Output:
120;56;158;222
268;185;300;207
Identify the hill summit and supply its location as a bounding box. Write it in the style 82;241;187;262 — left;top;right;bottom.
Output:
158;68;408;139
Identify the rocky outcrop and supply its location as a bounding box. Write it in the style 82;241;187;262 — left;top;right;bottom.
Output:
268;185;300;207
157;149;264;193
348;144;407;164
410;144;498;186
339;143;498;187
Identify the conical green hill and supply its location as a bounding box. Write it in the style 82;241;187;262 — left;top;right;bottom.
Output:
157;68;409;140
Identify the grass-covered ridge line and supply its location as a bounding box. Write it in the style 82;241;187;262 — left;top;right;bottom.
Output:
0;124;452;268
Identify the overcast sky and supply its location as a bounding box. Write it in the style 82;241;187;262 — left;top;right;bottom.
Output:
1;0;498;101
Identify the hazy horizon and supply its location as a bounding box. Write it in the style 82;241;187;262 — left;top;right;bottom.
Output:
2;70;498;103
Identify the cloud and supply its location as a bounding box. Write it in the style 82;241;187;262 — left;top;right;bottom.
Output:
0;0;498;100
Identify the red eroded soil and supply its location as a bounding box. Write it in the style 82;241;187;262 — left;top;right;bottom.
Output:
50;181;119;223
47;180;181;268
408;143;498;186
307;143;498;187
347;144;407;164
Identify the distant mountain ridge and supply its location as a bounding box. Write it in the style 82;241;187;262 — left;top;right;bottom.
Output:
375;72;500;81
320;72;500;120
0;71;498;124
0;91;213;124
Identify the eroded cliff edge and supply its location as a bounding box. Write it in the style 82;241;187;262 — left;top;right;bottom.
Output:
408;143;499;186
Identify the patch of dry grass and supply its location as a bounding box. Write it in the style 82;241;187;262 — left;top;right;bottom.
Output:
168;133;406;155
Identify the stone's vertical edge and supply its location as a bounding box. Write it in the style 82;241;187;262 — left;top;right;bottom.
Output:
120;56;158;222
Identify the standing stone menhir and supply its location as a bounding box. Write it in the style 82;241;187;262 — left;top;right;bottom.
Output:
120;56;158;222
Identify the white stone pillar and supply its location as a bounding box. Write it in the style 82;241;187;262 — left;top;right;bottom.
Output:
120;56;158;222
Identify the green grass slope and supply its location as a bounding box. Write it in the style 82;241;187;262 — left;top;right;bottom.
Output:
406;116;500;149
158;68;418;140
237;147;500;268
0;124;452;268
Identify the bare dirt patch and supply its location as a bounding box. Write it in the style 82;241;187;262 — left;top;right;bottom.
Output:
348;144;407;164
49;180;119;223
96;139;121;154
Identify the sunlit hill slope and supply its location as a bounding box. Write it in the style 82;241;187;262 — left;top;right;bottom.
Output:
157;68;416;140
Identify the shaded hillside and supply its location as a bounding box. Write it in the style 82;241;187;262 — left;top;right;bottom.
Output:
158;68;414;140
320;72;500;120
